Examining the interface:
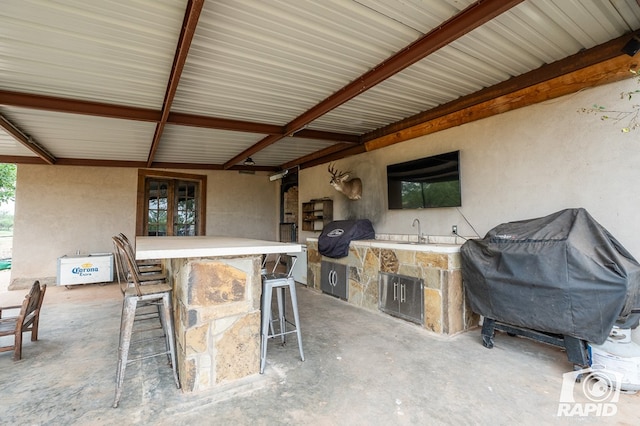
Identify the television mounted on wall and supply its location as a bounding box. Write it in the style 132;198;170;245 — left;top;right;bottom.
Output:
387;150;461;209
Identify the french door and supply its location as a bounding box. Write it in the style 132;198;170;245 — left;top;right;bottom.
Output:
137;170;206;236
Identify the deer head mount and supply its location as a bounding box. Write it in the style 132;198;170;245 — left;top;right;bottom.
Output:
328;163;362;200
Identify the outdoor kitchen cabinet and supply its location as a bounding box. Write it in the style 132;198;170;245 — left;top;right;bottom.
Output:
320;260;348;300
379;272;424;324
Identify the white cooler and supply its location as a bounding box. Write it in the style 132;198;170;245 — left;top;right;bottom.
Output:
57;253;114;286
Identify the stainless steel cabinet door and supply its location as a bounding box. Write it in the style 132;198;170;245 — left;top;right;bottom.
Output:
378;272;423;324
379;272;401;316
398;276;424;324
321;261;348;300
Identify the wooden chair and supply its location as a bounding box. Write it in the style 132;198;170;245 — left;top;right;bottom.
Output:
0;281;47;361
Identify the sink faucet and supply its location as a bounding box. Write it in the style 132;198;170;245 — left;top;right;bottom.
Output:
412;218;424;243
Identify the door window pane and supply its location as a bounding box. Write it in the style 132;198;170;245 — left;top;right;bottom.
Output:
174;181;197;236
144;178;200;236
137;171;206;237
147;181;169;236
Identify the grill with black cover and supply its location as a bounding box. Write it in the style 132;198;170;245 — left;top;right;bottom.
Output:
318;219;375;259
461;208;640;364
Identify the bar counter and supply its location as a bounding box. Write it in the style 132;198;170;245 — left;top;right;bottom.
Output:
136;236;302;392
136;236;302;260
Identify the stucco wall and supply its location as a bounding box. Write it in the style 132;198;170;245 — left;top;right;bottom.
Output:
11;166;277;285
205;171;278;239
299;78;640;259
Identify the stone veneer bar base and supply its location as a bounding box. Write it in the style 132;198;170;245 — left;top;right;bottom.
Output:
306;240;479;335
167;255;263;392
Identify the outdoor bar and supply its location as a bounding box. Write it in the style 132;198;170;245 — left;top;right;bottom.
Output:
135;236;302;392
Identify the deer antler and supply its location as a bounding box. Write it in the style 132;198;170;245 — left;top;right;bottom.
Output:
328;163;349;177
328;163;337;177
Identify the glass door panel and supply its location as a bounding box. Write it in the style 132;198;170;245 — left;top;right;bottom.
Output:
174;181;197;236
147;180;169;236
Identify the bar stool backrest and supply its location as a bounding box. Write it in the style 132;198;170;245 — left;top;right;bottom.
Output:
112;236;144;297
112;236;130;294
112;235;129;287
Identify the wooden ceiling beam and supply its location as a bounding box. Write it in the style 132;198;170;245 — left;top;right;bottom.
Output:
280;143;366;170
0;155;281;171
299;145;368;170
149;162;278;171
365;54;639;152
0;90;358;142
293;129;360;143
0;90;160;121
168;112;284;134
0;114;56;164
146;0;204;167
0;155;51;165
167;112;359;142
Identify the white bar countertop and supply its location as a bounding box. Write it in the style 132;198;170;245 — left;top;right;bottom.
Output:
136;236;302;260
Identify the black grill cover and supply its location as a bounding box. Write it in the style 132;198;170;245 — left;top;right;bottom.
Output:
318;219;375;258
461;208;640;345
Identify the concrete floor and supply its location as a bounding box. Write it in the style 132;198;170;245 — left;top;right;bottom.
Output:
1;276;639;425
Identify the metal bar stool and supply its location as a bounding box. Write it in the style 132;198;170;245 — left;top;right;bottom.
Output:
112;236;180;408
260;255;304;374
112;235;168;323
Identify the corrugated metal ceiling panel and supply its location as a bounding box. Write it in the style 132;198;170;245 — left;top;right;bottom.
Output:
0;107;156;161
308;0;640;135
0;126;37;157
155;130;339;167
154;125;265;164
250;137;338;167
0;0;186;109
171;0;464;124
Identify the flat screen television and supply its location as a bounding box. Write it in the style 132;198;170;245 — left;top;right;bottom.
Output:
387;150;461;209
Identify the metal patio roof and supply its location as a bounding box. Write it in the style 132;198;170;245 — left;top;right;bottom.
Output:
1;0;640;172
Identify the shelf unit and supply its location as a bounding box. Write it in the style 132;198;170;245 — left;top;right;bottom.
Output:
302;199;333;232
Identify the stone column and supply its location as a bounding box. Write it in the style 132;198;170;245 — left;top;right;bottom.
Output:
169;255;262;392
